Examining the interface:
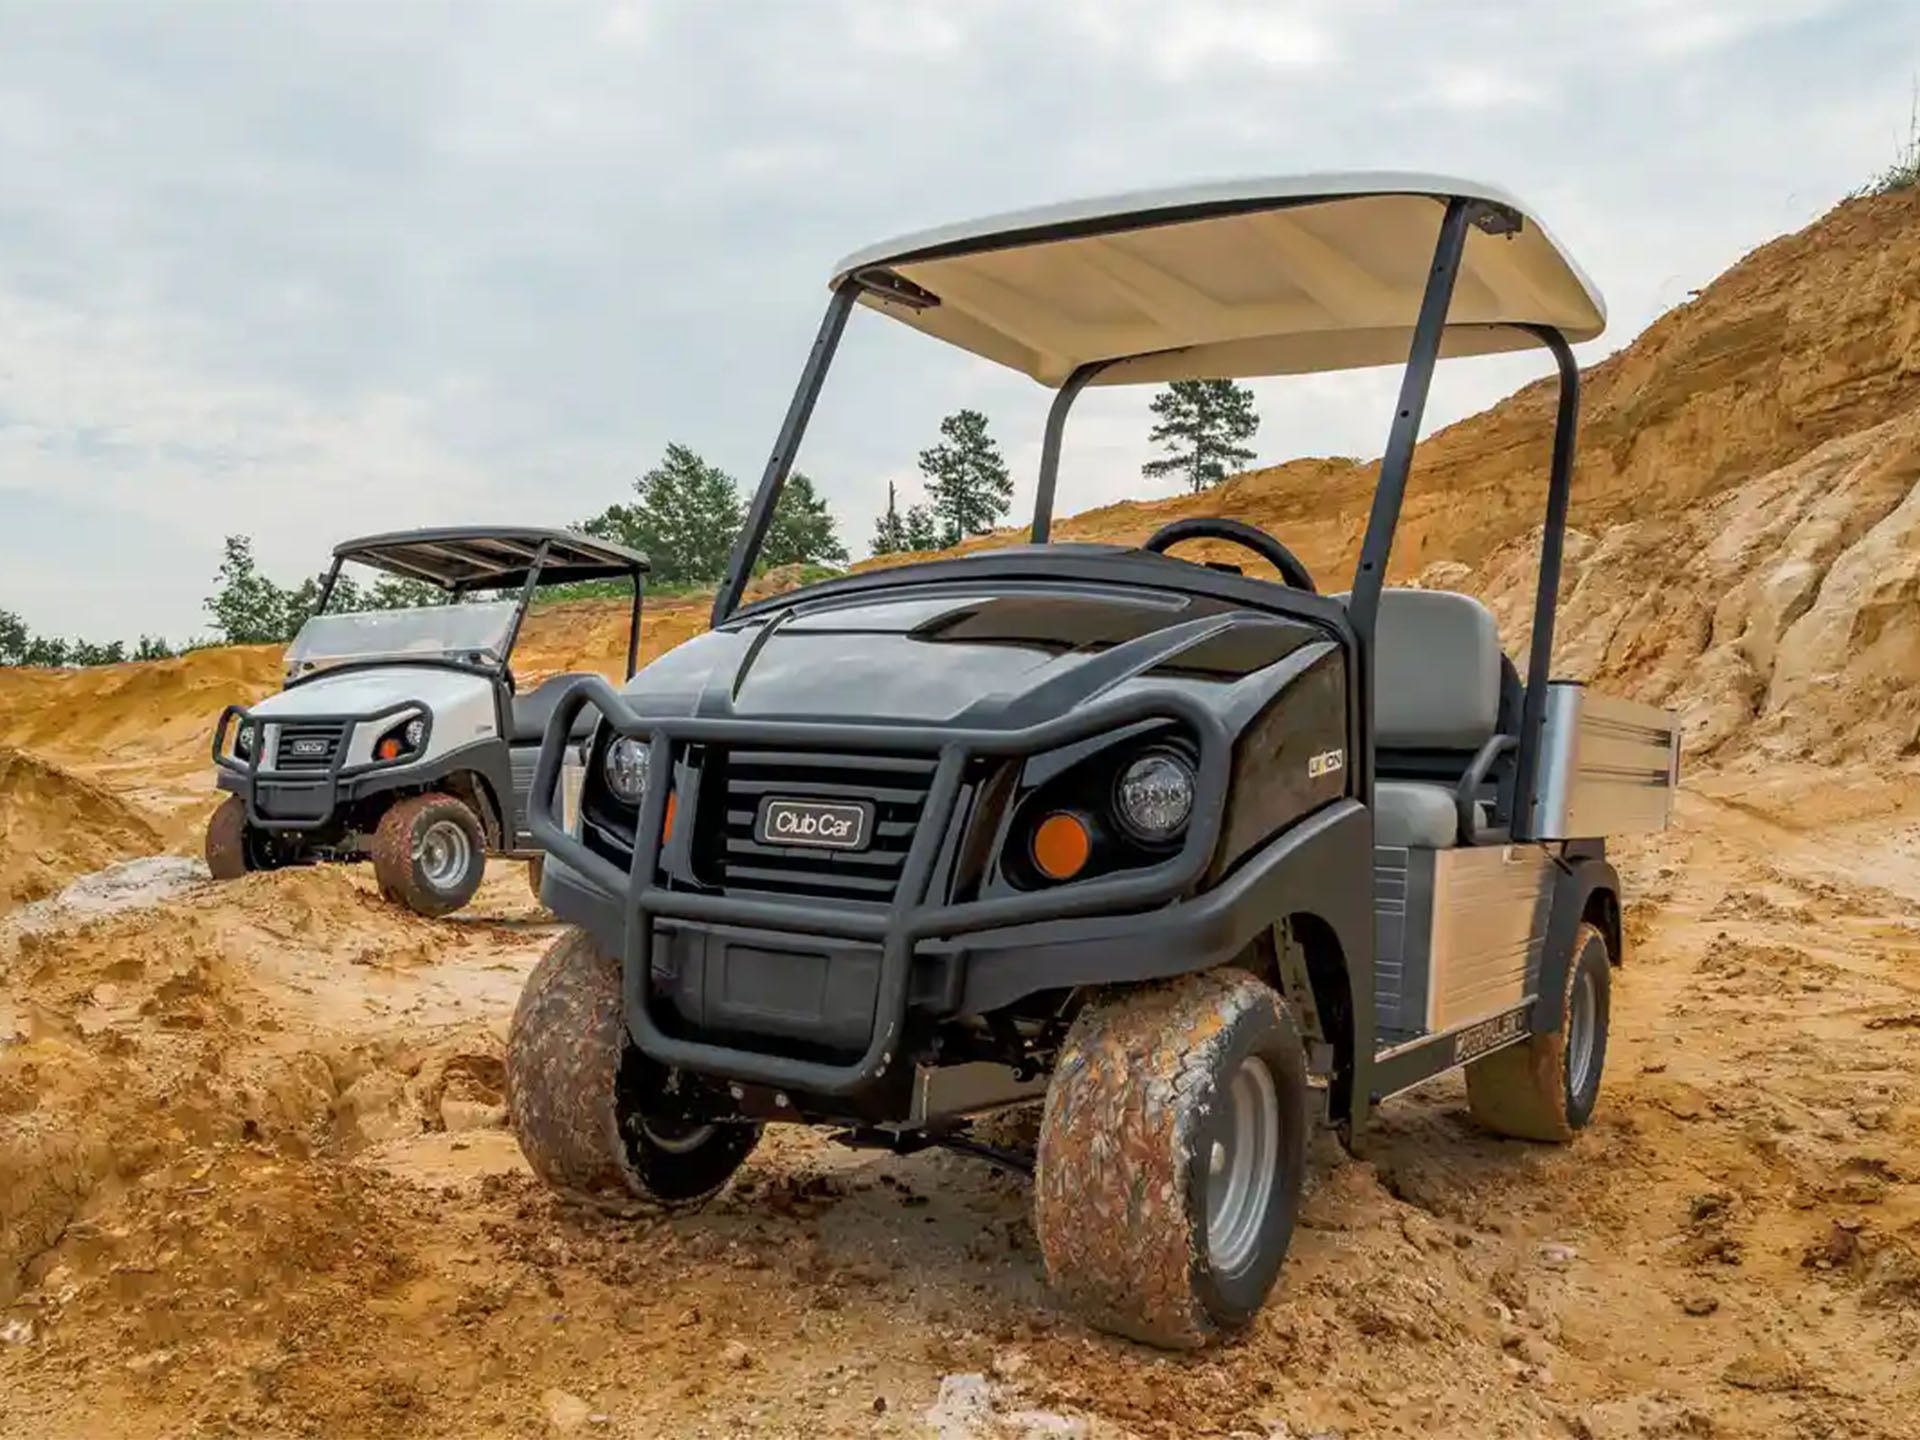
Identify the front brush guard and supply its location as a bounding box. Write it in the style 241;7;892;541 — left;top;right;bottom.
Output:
526;674;1233;1098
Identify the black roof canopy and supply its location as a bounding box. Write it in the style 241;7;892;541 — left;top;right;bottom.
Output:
332;526;649;591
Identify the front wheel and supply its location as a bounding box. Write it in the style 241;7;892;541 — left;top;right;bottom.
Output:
1465;921;1612;1141
1033;969;1309;1349
507;928;760;1214
370;793;487;918
204;795;293;879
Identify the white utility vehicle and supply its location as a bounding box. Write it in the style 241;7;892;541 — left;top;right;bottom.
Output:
207;526;647;916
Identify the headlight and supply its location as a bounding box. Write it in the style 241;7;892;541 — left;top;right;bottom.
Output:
234;722;255;758
1113;749;1194;841
404;717;426;748
603;736;650;806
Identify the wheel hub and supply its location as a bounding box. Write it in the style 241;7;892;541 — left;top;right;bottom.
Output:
1204;1055;1280;1278
416;817;473;891
1567;965;1599;1097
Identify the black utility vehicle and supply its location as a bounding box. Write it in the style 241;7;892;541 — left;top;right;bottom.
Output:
508;174;1681;1347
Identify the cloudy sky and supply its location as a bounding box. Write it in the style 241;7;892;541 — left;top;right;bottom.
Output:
1;0;1914;643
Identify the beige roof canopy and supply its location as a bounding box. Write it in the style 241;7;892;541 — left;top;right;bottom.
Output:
829;172;1606;387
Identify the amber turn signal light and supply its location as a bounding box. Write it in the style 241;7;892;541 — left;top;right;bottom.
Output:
375;736;402;761
662;791;678;842
1031;811;1091;881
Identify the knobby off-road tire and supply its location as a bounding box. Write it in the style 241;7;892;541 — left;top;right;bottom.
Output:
507;928;760;1215
370;792;487;918
1466;921;1612;1142
1033;969;1310;1350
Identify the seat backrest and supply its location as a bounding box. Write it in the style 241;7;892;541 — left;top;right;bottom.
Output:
1370;589;1502;750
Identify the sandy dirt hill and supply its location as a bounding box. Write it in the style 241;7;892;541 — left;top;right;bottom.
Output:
0;191;1917;1439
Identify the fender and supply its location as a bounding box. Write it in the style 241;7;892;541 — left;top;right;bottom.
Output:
1531;852;1620;1035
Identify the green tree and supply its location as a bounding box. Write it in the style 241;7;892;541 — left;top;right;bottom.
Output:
579;442;743;587
1141;379;1260;493
21;635;70;667
872;482;943;556
134;635;176;661
918;409;1011;546
69;639;125;667
366;575;443;609
205;535;299;645
904;503;941;552
760;472;847;571
0;610;28;666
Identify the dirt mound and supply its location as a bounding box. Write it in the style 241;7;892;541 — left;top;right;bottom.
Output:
0;749;167;910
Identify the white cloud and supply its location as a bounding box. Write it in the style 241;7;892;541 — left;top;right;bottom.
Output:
0;0;1914;640
1421;69;1550;113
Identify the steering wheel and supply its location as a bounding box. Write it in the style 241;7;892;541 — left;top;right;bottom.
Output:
1140;517;1317;592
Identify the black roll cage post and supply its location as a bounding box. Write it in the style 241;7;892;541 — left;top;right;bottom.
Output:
708;194;1580;830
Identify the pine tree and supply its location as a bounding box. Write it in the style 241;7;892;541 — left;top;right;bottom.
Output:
1141;380;1260;493
760;471;848;571
904;504;941;551
578;442;744;587
918;409;1011;546
871;482;909;556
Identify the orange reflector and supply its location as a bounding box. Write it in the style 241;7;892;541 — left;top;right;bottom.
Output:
1032;811;1091;881
375;737;401;760
662;791;678;841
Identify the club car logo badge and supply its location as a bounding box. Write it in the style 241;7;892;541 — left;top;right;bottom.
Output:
289;738;329;757
758;798;870;851
1451;1005;1528;1065
1307;748;1344;780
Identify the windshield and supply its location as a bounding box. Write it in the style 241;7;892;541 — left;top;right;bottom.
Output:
284;600;518;676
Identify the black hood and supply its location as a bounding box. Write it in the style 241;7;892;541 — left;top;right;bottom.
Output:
623;579;1332;729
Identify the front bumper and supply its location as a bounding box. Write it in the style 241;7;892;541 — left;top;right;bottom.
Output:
528;673;1276;1099
211;701;430;831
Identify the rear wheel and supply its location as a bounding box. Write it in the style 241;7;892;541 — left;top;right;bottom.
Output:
1466;921;1612;1142
371;793;487;918
1033;969;1309;1349
507;928;760;1214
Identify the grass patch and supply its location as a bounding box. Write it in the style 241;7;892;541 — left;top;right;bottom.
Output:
1855;85;1920;197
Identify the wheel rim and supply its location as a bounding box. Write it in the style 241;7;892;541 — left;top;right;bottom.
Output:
640;1117;716;1154
416;818;473;891
1205;1054;1281;1277
1567;963;1599;1098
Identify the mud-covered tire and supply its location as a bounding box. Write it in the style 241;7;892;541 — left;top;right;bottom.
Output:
204;795;297;879
1033;969;1310;1349
370;793;487;918
1466;921;1612;1142
507;928;760;1215
204;795;254;880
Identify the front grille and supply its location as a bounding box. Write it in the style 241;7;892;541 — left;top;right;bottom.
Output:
708;749;934;905
274;722;346;772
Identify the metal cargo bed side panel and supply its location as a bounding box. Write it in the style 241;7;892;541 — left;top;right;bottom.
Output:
1530;682;1681;840
1427;846;1554;1032
1371;842;1555;1044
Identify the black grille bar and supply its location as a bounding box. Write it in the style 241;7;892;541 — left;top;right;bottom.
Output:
706;749;934;906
